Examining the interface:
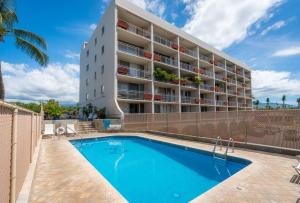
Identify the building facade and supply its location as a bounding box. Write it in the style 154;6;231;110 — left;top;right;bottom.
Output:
79;0;252;118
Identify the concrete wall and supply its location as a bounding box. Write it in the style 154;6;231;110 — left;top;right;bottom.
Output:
79;1;123;118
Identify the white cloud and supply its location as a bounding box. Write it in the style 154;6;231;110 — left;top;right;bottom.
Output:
261;20;286;35
89;23;97;31
64;50;80;60
183;0;282;50
1;62;79;103
252;70;300;98
272;46;300;57
129;0;166;17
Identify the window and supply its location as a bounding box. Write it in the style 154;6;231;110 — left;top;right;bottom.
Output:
101;85;104;94
94;72;97;80
101;26;105;36
86;50;89;57
86;64;89;71
86;93;89;101
86;79;89;86
101;65;104;74
94;37;97;46
94;54;97;63
94;89;96;97
101;46;104;55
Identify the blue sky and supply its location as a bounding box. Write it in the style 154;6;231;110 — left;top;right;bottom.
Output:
1;0;300;105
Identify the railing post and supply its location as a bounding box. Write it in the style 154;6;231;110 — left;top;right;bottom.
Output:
10;108;18;203
30;113;34;162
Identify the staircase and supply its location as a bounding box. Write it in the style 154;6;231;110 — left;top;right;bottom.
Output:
77;121;98;134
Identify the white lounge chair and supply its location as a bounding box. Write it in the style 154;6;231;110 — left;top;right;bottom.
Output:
66;124;77;136
44;124;55;136
295;162;300;175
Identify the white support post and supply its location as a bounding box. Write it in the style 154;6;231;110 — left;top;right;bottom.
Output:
10;108;18;203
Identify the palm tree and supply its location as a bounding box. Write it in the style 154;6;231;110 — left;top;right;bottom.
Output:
281;95;286;109
253;99;260;109
297;98;300;109
266;98;270;110
0;0;48;100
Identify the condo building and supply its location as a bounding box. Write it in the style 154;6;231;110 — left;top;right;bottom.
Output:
79;0;252;118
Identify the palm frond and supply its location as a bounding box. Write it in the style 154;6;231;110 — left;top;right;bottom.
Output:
1;10;17;28
15;37;49;66
13;29;47;49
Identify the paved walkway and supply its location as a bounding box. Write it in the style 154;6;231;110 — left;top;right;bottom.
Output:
29;133;300;203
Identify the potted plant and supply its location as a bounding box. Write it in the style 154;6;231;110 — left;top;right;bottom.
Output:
179;46;186;53
180;77;188;85
117;66;129;74
117;20;129;29
154;54;161;61
171;43;178;50
154;94;162;100
143;51;152;59
143;93;152;100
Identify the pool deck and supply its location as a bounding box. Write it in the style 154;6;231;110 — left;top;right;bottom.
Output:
29;133;300;203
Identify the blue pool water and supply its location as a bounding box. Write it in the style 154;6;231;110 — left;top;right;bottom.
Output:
71;136;250;203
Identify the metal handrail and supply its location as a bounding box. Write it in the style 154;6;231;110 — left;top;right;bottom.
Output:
213;136;222;155
224;138;234;159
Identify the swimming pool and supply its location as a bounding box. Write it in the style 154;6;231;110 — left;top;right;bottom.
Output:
71;136;250;203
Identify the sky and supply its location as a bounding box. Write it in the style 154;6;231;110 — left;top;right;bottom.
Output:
1;0;300;105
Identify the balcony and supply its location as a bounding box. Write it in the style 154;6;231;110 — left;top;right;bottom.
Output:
215;74;226;81
215;86;226;93
237;92;245;97
199;53;211;63
245;93;252;98
236;69;244;76
180;62;198;73
154;53;178;67
117;65;151;80
199;68;214;78
118;89;152;101
216;100;227;106
154;34;178;50
179;46;197;58
214;61;225;69
237;81;244;87
226;66;235;73
181;96;200;104
238;103;246;108
154;94;177;103
118;41;152;59
245;73;251;80
117;19;150;39
227;89;236;95
200;98;214;105
228;101;237;106
200;84;214;91
227;78;236;84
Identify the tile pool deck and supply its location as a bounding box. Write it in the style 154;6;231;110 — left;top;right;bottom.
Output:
29;133;300;203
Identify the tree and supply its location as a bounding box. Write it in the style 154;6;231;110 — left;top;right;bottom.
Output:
253;100;260;109
44;100;63;119
14;102;41;113
282;95;286;109
0;0;48;100
297;98;300;109
266;98;270;110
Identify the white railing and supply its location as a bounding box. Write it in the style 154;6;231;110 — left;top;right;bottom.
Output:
199;53;210;63
215;74;225;81
200;98;215;105
118;19;151;39
154;35;174;48
118;89;151;100
118;65;151;79
181;96;199;104
227;78;236;84
200;84;214;91
226;66;235;73
181;47;197;58
156;54;178;67
118;41;151;59
227;89;236;95
180;62;196;72
154;94;177;102
216;100;227;106
200;69;214;78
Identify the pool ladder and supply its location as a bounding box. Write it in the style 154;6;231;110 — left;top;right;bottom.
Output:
213;137;234;159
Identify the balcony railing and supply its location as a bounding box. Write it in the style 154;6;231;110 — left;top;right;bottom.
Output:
216;100;227;106
154;54;178;67
154;35;177;49
199;69;214;78
238;103;246;108
237;81;244;87
226;66;235;73
154;94;177;102
118;41;152;59
117;19;150;39
237;92;245;97
215;86;226;93
180;62;197;72
181;96;199;104
227;89;236;95
182;80;199;88
228;101;237;106
236;69;244;76
215;62;225;69
199;53;211;63
227;78;236;84
215;74;225;81
180;47;197;58
200;84;214;91
244;74;251;79
118;89;152;101
117;65;151;79
200;98;214;105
